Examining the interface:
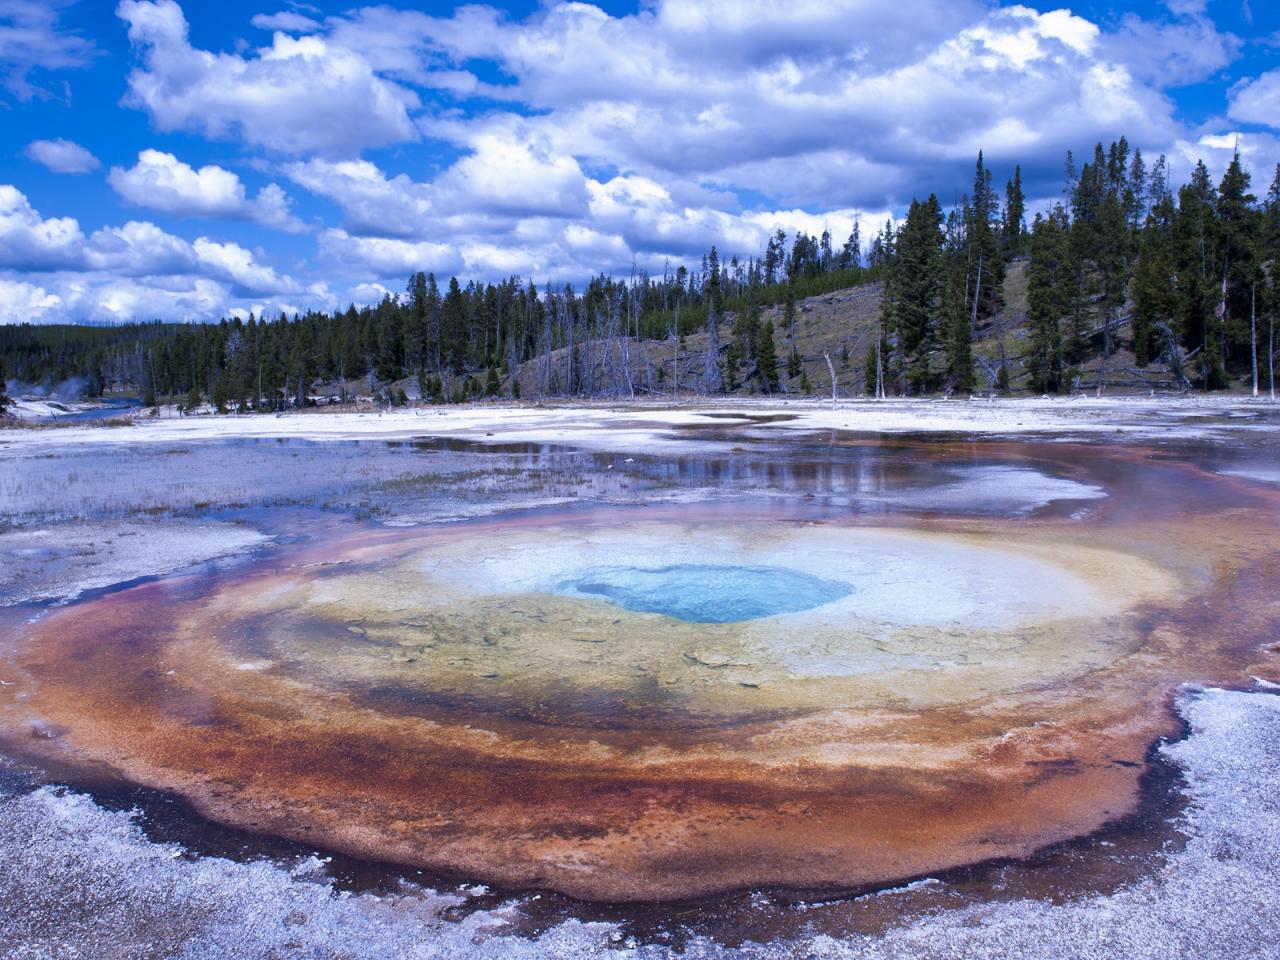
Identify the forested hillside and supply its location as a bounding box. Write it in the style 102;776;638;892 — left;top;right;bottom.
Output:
3;138;1278;410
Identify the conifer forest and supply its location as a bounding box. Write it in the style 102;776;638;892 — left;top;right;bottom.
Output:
5;141;1278;410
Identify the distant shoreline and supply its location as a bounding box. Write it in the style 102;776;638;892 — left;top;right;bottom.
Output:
5;394;1278;453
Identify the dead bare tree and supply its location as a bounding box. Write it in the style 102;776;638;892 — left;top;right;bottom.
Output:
1250;283;1258;398
618;293;635;399
976;355;1001;400
564;290;575;395
822;352;838;408
670;306;681;397
505;335;518;398
702;301;721;394
873;316;885;400
1155;321;1192;392
630;262;654;395
539;295;554;398
593;295;632;399
582;306;595;395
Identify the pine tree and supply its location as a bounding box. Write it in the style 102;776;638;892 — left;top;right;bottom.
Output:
1266;165;1280;397
755;320;779;393
940;208;973;391
707;246;723;316
1065;141;1137;375
1126;148;1148;232
1131;186;1178;367
441;277;468;373
840;222;861;269
943;296;973;392
1217;152;1260;378
887;195;945;392
969;152;1006;322
1027;210;1070;392
1002;165;1026;257
1267;164;1280;270
1095;190;1130;364
723;338;741;392
1174;161;1224;387
1266;165;1280;280
763;230;785;286
0;356;11;413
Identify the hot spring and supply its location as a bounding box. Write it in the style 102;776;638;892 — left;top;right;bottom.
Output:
556;564;853;623
2;424;1279;907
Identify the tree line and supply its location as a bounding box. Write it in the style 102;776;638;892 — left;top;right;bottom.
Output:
2;136;1279;409
1023;141;1279;394
872;141;1280;396
0;232;874;409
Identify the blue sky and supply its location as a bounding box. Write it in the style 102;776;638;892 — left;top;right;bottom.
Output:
0;0;1277;323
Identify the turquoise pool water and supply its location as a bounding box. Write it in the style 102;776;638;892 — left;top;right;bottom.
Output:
558;564;853;623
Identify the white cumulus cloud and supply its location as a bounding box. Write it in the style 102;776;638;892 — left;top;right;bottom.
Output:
25;138;101;174
109;150;307;232
5;0;1275;323
0;184;301;303
0;184;85;270
394;0;1183;211
1229;70;1280;130
283;159;433;237
193;238;299;295
0;279;63;323
116;0;419;155
318;229;462;278
85;220;197;276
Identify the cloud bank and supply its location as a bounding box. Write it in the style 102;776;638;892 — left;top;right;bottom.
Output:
1;0;1276;322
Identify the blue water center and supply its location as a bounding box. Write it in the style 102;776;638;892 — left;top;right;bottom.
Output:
559;564;853;623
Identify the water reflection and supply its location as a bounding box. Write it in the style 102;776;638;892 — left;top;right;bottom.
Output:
2;433;1115;525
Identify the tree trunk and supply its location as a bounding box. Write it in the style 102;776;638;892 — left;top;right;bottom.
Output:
672;312;680;397
1098;306;1115;397
875;323;884;400
566;305;575;395
1213;264;1228;384
970;258;982;335
1250;284;1258;398
703;306;721;395
823;352;837;408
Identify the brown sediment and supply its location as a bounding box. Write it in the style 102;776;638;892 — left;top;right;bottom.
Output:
2;440;1279;902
